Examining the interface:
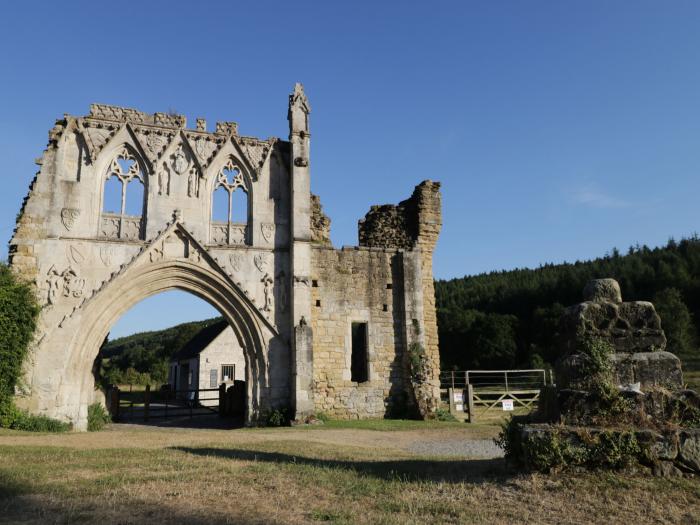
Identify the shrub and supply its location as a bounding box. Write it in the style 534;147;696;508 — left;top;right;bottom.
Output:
263;408;289;427
435;407;457;421
0;265;69;432
0;264;39;405
87;403;111;431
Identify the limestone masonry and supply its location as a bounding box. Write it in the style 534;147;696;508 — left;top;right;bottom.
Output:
8;84;442;429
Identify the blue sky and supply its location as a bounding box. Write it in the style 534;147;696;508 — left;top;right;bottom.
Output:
2;2;700;337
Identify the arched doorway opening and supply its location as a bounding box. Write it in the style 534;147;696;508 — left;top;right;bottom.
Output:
95;290;248;426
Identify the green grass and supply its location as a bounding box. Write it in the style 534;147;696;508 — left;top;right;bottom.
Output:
307;418;469;431
0;436;698;524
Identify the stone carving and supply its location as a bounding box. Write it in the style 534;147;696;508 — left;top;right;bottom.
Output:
158;163;170;196
294;275;310;287
172;145;189;175
100;216;120;238
146;134;167;158
46;265;85;305
276;271;288;312
67;245;85;265
261;273;273;312
294;156;308;167
215;121;238;135
254;252;268;273
187;170;200;198
261;223;275;243
60;208;80;231
81;125;116;160
149;241;164;263
99;245;115;266
229;253;243;272
238;137;275;177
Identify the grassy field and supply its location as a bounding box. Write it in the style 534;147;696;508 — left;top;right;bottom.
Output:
0;420;698;525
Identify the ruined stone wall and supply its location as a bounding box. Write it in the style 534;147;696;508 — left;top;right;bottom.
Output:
310;246;417;418
357;180;442;415
310;193;331;246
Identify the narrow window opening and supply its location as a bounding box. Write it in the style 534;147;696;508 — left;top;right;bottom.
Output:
124;178;144;216
351;322;369;383
382;304;388;312
231;188;248;224
315;299;321;307
103;175;122;214
312;280;319;287
386;283;393;290
212;186;229;222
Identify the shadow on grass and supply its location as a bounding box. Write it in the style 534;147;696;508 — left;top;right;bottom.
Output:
113;413;245;430
172;446;511;484
0;491;271;525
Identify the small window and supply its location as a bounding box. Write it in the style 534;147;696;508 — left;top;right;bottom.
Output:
386;283;393;290
221;364;235;382
312;280;319;287
382;304;388;312
351;322;369;383
315;299;321;307
210;369;218;388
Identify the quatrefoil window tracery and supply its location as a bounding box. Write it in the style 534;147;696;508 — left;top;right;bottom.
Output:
108;147;143;184
217;159;246;192
213;159;249;225
102;146;145;219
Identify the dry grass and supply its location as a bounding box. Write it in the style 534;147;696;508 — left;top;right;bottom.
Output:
0;421;698;524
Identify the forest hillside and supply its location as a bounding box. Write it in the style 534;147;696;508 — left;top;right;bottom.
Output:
436;236;700;372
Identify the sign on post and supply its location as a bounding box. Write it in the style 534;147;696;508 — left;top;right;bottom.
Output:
502;399;514;411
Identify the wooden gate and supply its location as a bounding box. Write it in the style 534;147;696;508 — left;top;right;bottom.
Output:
440;369;552;422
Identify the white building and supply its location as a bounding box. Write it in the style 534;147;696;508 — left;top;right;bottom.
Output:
169;320;246;403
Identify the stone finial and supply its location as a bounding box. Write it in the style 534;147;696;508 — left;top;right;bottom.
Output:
583;278;622;304
196;118;206;132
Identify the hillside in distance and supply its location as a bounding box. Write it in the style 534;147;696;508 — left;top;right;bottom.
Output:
436;236;700;372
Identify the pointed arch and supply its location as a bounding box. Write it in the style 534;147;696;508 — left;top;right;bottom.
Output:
99;143;148;240
61;258;273;429
209;155;252;245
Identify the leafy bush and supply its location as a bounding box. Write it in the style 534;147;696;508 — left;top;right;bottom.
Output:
0;264;39;406
0;401;70;432
0;264;69;432
87;403;111;431
263;408;289;427
435;407;457;421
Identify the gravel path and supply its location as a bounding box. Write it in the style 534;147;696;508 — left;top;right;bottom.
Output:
407;438;504;459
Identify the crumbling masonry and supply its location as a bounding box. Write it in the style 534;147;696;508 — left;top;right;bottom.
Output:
8;84;442;429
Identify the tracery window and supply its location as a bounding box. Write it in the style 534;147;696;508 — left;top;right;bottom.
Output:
100;146;146;240
211;159;249;245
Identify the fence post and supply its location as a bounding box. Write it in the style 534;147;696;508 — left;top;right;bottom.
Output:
467;384;475;423
448;387;456;416
219;383;226;417
505;371;509;392
144;384;150;422
110;386;120;421
451;371;455;390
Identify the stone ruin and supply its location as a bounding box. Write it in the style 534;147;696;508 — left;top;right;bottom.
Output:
503;279;700;476
8;83;443;429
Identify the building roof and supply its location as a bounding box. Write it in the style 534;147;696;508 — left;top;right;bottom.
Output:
171;319;229;362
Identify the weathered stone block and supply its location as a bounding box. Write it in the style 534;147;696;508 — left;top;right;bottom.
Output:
611;351;683;389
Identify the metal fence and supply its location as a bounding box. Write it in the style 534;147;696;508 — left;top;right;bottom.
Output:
109;382;245;422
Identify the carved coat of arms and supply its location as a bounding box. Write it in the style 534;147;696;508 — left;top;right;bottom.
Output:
254;253;268;273
261;223;275;243
60;208;80;231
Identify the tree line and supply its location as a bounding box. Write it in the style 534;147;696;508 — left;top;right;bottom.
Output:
435;236;700;371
